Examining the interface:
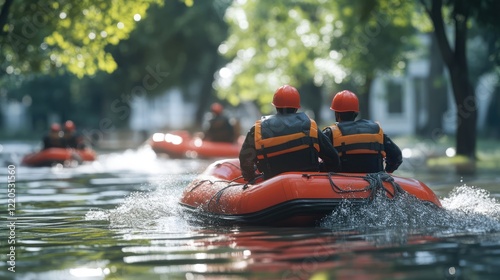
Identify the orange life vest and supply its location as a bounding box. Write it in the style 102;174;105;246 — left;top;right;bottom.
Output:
255;113;319;160
329;120;386;157
253;113;321;179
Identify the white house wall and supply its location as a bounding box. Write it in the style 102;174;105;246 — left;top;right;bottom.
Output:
1;101;29;134
370;75;415;136
129;88;195;133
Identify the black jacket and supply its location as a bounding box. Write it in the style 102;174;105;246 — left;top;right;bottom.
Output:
42;133;64;150
204;115;234;143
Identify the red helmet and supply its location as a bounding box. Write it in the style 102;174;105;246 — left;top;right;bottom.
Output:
330;90;359;112
50;123;61;132
64;120;75;132
210;103;224;115
272;85;301;109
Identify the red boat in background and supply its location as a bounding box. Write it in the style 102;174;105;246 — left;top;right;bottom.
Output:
148;130;244;159
21;148;97;167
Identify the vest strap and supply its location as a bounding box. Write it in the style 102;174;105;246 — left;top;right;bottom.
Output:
257;136;318;156
337;142;384;154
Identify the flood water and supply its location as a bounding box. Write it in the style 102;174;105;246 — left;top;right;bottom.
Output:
1;142;500;280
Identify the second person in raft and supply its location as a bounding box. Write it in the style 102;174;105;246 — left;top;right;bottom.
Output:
42;123;65;150
203;102;235;143
239;85;341;182
322;90;403;173
63;120;86;149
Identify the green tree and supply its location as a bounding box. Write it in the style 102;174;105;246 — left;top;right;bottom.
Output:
215;0;418;124
1;0;214;133
327;0;418;119
0;0;201;80
218;0;500;165
419;0;500;160
215;0;336;120
86;0;230;128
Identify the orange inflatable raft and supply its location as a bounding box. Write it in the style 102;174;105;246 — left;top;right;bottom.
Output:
149;130;243;159
179;158;442;227
21;148;97;167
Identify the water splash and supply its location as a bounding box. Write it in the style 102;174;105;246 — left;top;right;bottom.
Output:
320;190;442;231
85;209;110;221
85;180;190;230
320;184;500;241
441;184;500;218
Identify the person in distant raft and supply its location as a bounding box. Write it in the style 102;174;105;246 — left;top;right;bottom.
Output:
203;102;235;143
42;123;64;149
63;120;86;149
239;85;341;182
322;90;402;173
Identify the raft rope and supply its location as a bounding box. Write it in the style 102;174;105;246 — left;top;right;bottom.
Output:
205;173;270;210
188;161;245;192
189;178;245;211
189;176;243;192
242;174;264;190
209;182;241;207
324;171;406;200
187;162;250;210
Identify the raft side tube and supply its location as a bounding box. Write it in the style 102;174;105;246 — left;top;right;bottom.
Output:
201;158;442;207
21;148;97;167
179;198;369;226
179;158;442;227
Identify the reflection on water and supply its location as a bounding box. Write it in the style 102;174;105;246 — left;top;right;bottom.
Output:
0;144;499;279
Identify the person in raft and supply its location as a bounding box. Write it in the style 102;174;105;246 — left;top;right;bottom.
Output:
203;102;235;143
239;85;341;182
63;120;86;149
42;123;65;149
322;90;403;173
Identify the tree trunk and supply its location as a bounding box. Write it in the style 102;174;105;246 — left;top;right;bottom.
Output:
300;82;322;124
485;85;500;139
194;55;219;130
359;74;373;119
448;70;477;158
420;33;447;137
0;0;14;37
428;0;477;161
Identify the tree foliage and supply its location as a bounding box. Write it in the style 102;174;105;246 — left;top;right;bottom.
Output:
0;0;201;79
330;1;420;79
105;0;228;96
86;0;230;126
2;0;229;131
216;0;334;113
215;0;419;116
326;0;420;117
418;0;500;160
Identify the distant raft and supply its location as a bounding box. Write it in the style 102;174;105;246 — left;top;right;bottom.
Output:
149;130;243;159
179;158;442;227
21;148;97;167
